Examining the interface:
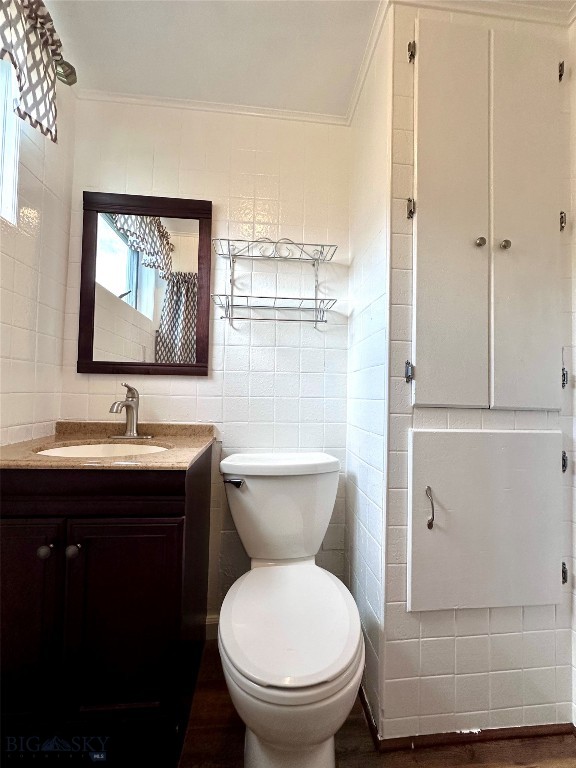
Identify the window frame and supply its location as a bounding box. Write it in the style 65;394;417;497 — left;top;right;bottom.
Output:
0;59;21;226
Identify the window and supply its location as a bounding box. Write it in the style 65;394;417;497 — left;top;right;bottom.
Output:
96;213;156;321
0;59;20;225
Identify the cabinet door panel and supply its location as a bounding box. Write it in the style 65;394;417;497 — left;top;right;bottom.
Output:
64;518;183;712
0;519;65;715
408;430;562;611
413;19;490;407
492;31;562;410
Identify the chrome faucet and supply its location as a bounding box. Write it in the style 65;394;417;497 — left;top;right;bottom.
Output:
109;383;145;439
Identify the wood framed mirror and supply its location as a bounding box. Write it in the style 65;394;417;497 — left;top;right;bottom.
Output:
78;192;212;376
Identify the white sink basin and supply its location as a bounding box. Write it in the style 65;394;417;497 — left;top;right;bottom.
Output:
37;443;168;458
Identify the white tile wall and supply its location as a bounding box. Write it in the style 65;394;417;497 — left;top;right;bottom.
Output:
93;284;155;362
346;8;393;724
1;84;76;445
379;3;572;740
63;99;351;615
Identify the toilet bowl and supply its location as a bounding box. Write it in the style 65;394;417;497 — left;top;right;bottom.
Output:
219;453;365;768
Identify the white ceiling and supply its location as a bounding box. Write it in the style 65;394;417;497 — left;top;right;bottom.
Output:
50;0;380;120
50;0;576;122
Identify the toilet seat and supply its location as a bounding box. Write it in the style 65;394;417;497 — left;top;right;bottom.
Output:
219;632;364;707
218;563;362;693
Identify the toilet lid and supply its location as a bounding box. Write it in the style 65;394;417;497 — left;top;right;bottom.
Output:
219;564;361;689
220;452;340;476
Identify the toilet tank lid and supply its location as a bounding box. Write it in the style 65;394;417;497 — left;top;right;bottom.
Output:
220;452;340;476
219;564;361;689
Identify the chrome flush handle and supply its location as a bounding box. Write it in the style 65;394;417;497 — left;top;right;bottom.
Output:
224;478;245;489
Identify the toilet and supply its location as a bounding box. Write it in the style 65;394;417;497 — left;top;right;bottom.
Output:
218;452;365;768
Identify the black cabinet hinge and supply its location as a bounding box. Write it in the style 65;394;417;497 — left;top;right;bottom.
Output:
560;211;567;231
408;41;416;63
559;61;565;82
562;562;568;585
562;451;568;473
407;198;416;219
405;360;414;383
562;367;568;389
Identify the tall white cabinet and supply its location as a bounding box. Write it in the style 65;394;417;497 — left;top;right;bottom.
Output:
412;19;562;410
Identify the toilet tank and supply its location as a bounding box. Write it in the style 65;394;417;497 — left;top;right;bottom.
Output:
220;453;340;561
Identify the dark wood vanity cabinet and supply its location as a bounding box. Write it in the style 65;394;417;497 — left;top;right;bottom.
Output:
1;519;66;715
0;444;212;764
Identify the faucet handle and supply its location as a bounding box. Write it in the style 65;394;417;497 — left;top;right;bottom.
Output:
121;382;139;400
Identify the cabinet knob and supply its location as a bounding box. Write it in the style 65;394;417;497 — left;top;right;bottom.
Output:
36;544;54;560
65;544;82;559
499;239;512;250
475;236;487;247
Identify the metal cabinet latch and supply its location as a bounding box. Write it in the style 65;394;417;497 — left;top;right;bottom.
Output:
562;367;568;389
405;360;414;383
407;198;416;219
562;562;568;585
559;61;565;82
560;211;567;231
562;451;568;474
408;41;416;63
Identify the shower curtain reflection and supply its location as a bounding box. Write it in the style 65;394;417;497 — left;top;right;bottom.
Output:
156;272;198;364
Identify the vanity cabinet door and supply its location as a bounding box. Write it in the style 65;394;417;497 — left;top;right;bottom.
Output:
0;519;65;716
64;517;184;714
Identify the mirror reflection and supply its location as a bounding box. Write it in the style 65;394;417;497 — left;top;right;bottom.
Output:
93;213;200;365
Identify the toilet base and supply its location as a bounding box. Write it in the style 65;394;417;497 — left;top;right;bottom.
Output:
244;729;335;768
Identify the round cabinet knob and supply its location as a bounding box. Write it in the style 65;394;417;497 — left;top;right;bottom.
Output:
65;544;82;560
36;544;54;560
500;239;512;250
475;236;487;247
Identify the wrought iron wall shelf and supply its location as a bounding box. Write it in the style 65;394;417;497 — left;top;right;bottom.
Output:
212;237;337;262
212;237;338;326
212;294;336;324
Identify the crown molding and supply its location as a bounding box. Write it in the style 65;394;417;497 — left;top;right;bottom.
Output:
346;0;391;125
392;0;572;26
75;89;349;127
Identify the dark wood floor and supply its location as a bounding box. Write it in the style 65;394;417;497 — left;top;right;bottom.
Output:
179;642;576;768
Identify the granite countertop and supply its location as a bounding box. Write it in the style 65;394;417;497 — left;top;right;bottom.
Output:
0;422;214;471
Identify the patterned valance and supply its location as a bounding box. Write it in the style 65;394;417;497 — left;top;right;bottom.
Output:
112;214;174;278
0;0;64;142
